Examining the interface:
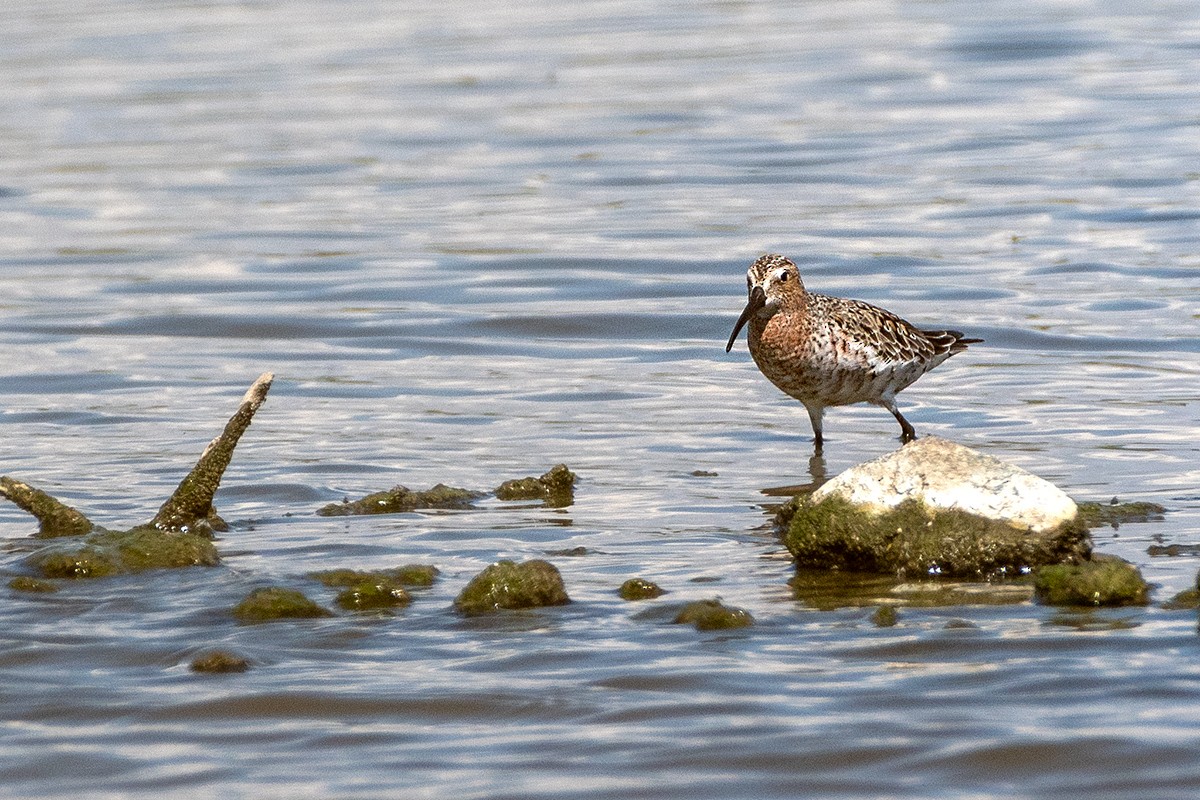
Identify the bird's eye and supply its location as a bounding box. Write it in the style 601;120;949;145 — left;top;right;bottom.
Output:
777;271;789;283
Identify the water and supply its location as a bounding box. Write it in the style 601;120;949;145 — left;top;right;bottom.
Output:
2;1;1200;797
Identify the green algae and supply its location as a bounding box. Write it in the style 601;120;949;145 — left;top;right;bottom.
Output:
27;528;220;579
673;599;754;631
619;578;666;601
1161;588;1200;610
309;564;440;588
335;581;412;612
232;587;334;622
1076;500;1166;528
494;464;576;507
8;576;59;593
316;484;484;516
453;559;570;614
1032;556;1150;607
871;606;899;627
0;477;94;538
780;495;1091;580
190;650;250;673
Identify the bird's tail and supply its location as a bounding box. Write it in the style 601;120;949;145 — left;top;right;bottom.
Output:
923;329;982;356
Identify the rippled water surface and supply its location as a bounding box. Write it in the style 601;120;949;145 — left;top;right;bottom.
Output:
3;1;1200;797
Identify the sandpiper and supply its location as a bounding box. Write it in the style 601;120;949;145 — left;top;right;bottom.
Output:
725;253;980;450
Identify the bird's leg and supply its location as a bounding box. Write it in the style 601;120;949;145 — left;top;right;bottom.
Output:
805;404;825;452
881;398;916;443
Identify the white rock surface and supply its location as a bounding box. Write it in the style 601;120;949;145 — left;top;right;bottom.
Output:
811;436;1078;534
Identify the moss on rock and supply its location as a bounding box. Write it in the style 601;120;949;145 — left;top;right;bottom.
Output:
494;464;576;507
190;650;250;673
317;484;483;516
1033;556;1150;607
673;599;754;631
0;477;94;538
871;606;898;627
780;495;1091;580
453;559;570;614
335;581;412;612
232;587;334;622
27;528;220;579
309;564;440;588
619;578;665;601
8;576;59;593
1076;500;1166;528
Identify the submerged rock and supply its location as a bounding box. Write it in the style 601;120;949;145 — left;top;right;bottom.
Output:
618;578;666;600
1077;499;1167;528
789;568;1035;610
335;581;412;612
494;464;576;507
673;599;754;631
811;436;1078;534
28;529;220;579
1032;555;1150;607
871;606;898;627
453;559;570;614
232;587;334;622
190;650;251;673
308;564;440;588
781;494;1089;580
316;484;484;516
8;576;59;593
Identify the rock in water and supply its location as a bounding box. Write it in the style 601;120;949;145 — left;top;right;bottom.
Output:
811;436;1077;533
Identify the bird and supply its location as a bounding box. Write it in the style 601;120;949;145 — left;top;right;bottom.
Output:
725;253;981;451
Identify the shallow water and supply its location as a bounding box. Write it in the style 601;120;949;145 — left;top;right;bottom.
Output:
2;1;1200;797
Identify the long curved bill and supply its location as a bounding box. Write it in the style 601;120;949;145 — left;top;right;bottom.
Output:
725;285;765;352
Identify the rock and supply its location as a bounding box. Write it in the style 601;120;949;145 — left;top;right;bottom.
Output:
870;606;898;627
494;464;576;507
1032;555;1150;607
28;529;220;579
781;494;1089;580
232;587;334;622
335;581;412;612
317;484;483;516
190;650;251;673
308;565;440;588
453;559;570;614
618;578;666;600
811;436;1078;534
8;576;59;593
673;599;754;630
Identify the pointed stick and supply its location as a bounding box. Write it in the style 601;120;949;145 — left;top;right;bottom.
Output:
0;477;95;538
150;372;274;532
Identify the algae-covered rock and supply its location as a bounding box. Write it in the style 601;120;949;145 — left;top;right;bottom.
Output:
1077;499;1167;528
495;464;576;507
782;494;1089;580
0;477;94;538
190;650;250;673
232;587;334;622
317;484;483;516
27;529;220;579
335;581;412;612
673;599;754;631
619;578;666;601
1032;556;1150;607
453;559;570;614
1161;588;1200;610
811;436;1078;534
309;564;440;588
9;576;59;593
871;606;898;627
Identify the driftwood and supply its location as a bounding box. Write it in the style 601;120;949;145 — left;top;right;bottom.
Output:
1;372;273;539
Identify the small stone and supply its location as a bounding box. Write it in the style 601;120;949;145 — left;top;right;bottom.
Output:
618;578;665;600
1033;556;1150;607
673;599;754;631
335;581;412;611
453;559;570;614
811;436;1078;534
871;606;898;627
8;576;59;593
317;484;482;516
494;464;576;507
190;650;250;673
232;587;335;622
